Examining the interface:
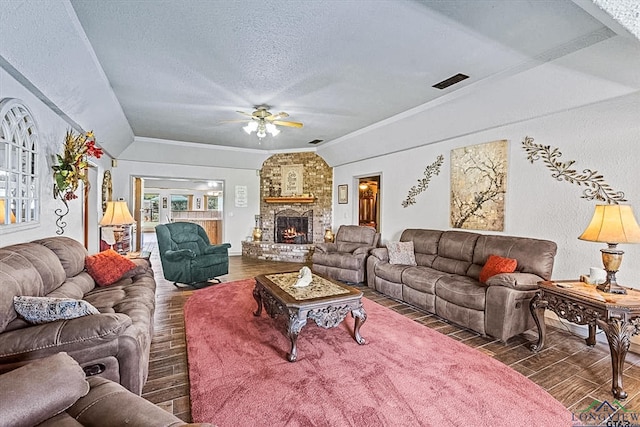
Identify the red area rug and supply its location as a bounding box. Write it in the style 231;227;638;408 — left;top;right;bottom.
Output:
184;279;571;426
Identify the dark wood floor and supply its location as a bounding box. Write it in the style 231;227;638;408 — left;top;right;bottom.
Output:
140;235;640;423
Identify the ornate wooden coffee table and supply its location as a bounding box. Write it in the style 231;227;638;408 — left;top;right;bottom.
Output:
253;271;367;362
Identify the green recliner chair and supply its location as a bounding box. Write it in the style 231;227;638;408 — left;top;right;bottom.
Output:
155;222;231;287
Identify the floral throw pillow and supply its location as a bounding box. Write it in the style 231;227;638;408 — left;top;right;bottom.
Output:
85;249;137;287
13;296;99;324
479;254;518;284
387;241;417;266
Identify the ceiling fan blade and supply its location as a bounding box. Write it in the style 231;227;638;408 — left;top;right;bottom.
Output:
219;119;251;124
236;111;254;117
266;112;289;121
273;120;303;128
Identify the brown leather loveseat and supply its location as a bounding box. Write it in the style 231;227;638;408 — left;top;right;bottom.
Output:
367;229;557;342
0;236;155;394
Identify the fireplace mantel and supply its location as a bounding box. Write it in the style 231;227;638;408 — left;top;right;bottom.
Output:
264;197;316;204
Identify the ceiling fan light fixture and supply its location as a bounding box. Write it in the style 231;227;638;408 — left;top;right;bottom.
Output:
243;121;258;134
256;121;267;138
234;107;300;141
265;123;280;136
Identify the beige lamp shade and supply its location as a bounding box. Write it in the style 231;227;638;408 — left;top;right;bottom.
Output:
0;199;16;224
100;200;135;226
578;204;640;244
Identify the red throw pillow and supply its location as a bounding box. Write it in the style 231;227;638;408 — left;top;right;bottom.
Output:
85;249;137;287
479;254;517;284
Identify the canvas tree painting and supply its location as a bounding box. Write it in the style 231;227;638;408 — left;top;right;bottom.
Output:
450;140;508;231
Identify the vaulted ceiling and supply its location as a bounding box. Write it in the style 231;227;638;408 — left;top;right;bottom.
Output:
67;0;630;148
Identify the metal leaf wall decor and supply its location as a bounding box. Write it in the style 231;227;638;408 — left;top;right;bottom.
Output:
521;136;626;204
402;155;444;208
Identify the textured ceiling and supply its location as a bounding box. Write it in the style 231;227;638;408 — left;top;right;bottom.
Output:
593;0;640;39
69;0;609;151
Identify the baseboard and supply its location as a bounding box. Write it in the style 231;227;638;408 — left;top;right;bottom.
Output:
544;311;640;355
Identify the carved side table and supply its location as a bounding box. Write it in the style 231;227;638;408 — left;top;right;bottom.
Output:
530;280;640;399
253;271;367;362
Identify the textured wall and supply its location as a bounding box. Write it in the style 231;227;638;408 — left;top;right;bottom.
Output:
259;153;332;244
332;90;640;286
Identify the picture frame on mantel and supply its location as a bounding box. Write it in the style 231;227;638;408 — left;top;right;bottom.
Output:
281;164;304;196
338;184;348;204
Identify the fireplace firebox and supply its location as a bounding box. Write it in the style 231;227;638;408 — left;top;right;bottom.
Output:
274;209;313;244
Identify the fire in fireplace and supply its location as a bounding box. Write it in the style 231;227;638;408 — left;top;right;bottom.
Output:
274;209;313;244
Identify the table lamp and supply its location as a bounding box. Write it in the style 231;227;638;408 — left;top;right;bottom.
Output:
0;199;16;224
100;200;135;252
578;204;640;294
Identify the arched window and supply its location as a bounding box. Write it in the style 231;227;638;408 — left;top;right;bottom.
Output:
0;98;39;227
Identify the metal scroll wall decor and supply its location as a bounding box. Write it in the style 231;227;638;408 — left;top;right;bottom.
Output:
521;136;626;204
402;155;444;208
450;140;508;231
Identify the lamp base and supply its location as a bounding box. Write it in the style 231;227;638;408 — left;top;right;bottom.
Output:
596;247;627;294
596;280;627;294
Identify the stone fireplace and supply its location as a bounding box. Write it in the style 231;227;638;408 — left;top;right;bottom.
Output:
241;152;332;262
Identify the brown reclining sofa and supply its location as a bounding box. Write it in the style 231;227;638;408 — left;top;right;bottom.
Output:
367;229;557;342
0;236;155;395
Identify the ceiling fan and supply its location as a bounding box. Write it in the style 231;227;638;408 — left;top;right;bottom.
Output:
224;106;303;139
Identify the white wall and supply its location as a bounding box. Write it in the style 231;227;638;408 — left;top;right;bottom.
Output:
332;90;640;286
0;67;112;248
111;160;259;256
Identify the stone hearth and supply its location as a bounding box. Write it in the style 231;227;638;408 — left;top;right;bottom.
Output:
241;241;314;263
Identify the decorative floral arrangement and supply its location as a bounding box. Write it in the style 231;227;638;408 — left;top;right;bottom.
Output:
52;130;103;201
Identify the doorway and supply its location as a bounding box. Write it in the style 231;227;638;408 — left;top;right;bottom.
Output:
132;176;226;246
358;176;380;232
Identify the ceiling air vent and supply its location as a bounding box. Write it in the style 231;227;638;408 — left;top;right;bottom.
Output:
308;139;323;145
432;73;469;90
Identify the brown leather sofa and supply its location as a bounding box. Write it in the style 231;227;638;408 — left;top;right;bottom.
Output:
312;225;380;283
367;229;557;342
0;352;211;427
0;236;155;394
